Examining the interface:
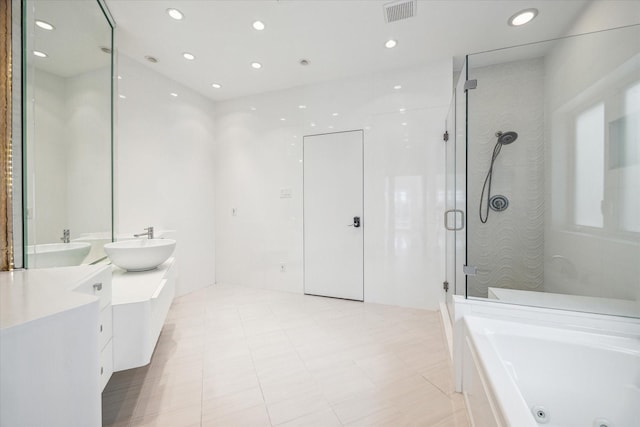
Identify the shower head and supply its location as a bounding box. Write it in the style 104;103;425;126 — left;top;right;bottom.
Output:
496;131;518;145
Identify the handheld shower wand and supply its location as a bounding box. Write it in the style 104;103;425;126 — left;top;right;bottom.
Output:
479;131;518;223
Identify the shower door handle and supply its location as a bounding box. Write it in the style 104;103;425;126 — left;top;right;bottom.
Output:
444;209;464;231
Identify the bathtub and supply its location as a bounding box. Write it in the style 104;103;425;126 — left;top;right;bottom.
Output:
462;316;640;427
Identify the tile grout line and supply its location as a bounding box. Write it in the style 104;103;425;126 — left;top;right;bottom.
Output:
116;286;468;427
199;300;207;427
241;305;273;426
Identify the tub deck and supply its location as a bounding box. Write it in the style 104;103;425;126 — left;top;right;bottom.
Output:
462;316;640;426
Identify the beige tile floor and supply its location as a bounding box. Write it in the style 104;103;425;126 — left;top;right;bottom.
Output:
103;284;470;427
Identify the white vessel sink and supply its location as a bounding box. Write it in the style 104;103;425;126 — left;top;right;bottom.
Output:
104;239;176;272
27;242;91;268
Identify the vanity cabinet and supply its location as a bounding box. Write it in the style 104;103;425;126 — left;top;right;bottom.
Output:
112;257;176;371
0;265;112;427
75;266;115;391
97;273;114;392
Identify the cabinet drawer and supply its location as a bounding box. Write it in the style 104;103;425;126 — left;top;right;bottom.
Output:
74;267;112;310
99;339;113;392
99;305;112;351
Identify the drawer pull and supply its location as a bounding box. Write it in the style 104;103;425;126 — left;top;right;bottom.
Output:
100;324;103;333
101;366;104;375
93;283;103;292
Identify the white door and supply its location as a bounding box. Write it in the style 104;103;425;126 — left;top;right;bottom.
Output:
303;130;364;301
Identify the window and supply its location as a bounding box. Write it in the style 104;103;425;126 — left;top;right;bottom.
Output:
618;82;640;232
572;81;640;236
574;103;604;228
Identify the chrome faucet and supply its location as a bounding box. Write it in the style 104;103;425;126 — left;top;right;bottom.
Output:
61;229;70;243
134;226;154;239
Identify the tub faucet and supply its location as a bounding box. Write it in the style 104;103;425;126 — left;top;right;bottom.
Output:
134;226;154;239
61;229;70;243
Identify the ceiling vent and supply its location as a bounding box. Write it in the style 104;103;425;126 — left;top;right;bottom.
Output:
383;0;417;23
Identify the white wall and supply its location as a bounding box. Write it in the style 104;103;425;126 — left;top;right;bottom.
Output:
116;55;217;296
28;69;68;245
215;61;451;310
66;67;112;238
27;66;111;264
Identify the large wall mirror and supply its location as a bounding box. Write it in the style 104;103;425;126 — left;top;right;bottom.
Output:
23;0;113;268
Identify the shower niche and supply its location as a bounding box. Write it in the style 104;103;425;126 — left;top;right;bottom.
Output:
446;24;640;318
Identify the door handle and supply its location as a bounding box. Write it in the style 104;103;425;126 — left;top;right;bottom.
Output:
348;216;361;228
444;209;464;231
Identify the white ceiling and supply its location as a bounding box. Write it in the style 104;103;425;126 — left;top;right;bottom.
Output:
104;0;593;101
29;0;112;78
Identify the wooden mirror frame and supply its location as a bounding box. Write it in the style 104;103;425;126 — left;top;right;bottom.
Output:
1;0;13;270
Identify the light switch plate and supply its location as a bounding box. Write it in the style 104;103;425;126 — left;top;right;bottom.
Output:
280;188;292;198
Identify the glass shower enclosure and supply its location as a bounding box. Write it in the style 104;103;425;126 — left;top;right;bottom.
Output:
446;24;640;319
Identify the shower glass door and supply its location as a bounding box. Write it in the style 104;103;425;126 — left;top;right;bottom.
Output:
445;67;468;321
444;96;456;319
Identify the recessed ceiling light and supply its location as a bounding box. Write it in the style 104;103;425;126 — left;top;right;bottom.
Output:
167;8;184;20
117;75;122;80
394;84;402;90
119;94;126;99
399;108;406;112
33;50;47;58
328;125;334;129
310;122;316;127
252;20;265;31
35;20;54;30
250;106;257;111
280;118;286;121
402;122;408;126
385;39;397;49
332;112;339;116
170;92;178;97
509;8;538;26
251;62;262;69
211;83;222;89
183;52;195;60
298;105;307;109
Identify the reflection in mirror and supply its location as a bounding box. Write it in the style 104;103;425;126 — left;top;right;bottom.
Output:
24;0;112;268
463;25;640;318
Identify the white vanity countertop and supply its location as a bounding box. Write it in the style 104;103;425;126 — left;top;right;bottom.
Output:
111;257;175;305
0;265;107;330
